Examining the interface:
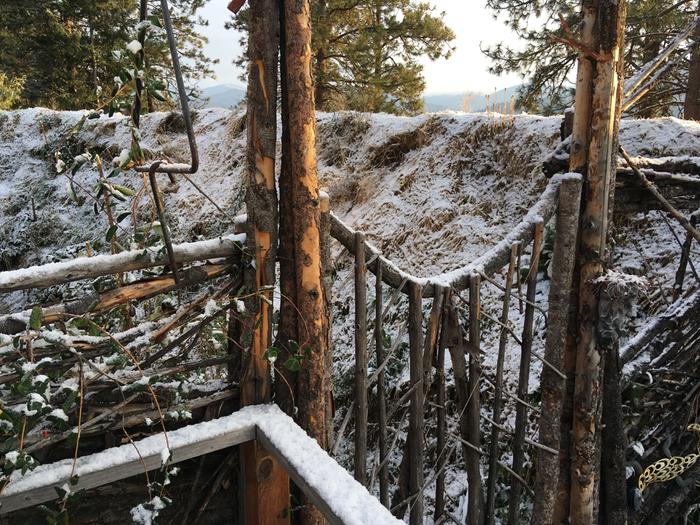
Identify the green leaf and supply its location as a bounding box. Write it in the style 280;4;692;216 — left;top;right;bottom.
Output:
29;306;42;330
148;15;162;28
283;357;301;372
111;184;135;197
262;347;279;362
116;212;131;223
105;225;118;242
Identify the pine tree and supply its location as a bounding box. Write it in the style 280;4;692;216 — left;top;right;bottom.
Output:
229;0;455;114
0;0;215;110
484;0;697;116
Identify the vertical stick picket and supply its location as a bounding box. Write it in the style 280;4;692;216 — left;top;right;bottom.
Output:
408;281;425;525
507;220;544;525
354;232;368;485
485;244;518;525
434;288;449;521
467;273;483;525
375;259;389;506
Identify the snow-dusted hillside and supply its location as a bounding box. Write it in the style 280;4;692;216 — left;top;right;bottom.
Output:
1;107;699;521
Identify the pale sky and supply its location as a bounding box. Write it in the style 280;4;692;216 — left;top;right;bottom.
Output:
197;0;522;94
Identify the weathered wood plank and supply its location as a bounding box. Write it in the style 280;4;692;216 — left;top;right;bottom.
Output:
407;281;424;525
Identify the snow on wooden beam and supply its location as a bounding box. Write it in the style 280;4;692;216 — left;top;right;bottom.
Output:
0;405;402;525
0;234;245;293
330;173;572;297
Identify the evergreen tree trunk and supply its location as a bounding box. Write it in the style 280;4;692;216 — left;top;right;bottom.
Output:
567;1;627;524
275;0;298;417
684;0;700;119
313;0;328;111
239;1;289;523
282;1;329;523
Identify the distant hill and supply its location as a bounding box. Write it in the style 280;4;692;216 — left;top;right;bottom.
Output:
423;85;522;113
200;83;246;109
199;83;523;113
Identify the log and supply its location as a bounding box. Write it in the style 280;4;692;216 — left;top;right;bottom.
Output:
485;244;518;525
508;221;544;525
532;175;583;525
0;235;244;293
620;148;700;245
0;264;231;335
354;232;368;485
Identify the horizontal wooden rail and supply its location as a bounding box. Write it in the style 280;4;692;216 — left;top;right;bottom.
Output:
0;405;401;525
0;263;231;335
0;234;245;293
329;173;576;297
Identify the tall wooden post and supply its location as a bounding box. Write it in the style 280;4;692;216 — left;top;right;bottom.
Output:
282;0;329;522
563;1;627;523
531;175;582;525
239;0;290;523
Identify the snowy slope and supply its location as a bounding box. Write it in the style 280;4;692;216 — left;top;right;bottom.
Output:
1;107;699;521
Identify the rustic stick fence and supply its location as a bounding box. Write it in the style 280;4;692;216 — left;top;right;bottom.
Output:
329;173;584;523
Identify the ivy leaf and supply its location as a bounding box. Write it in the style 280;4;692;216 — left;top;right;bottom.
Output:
29;306;42;330
283;357;301;372
262;347;278;363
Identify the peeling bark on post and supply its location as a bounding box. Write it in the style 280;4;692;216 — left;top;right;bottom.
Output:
283;1;329;522
240;1;289;523
241;0;280;408
568;2;627;524
275;0;297;417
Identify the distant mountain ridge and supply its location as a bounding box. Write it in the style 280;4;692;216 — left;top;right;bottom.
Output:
199;83;522;113
200;83;246;109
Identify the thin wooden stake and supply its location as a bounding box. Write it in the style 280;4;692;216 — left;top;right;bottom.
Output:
485;244;518;525
354;231;368;485
467;273;483;525
408;281;425;525
434;289;449;521
508;221;544;525
375;259;389;506
673;212;699;300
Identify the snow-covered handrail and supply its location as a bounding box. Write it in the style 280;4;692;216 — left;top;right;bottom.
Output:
0;404;401;525
330;173;582;297
0;234;245;293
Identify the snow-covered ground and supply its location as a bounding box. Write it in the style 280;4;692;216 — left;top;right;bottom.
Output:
1;107;699;522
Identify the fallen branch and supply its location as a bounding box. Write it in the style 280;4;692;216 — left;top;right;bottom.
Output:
0;234;244;293
620;147;700;245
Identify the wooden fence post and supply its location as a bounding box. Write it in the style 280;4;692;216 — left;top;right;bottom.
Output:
568;1;627;523
239;0;289;523
485;244;518;525
375;259;390;506
408;281;425;525
354;231;368;485
507;221;544;525
467;273;483;525
532;175;583;525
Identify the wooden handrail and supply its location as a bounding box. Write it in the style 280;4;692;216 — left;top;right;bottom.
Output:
0;404;401;525
329;173;577;297
0;234;245;293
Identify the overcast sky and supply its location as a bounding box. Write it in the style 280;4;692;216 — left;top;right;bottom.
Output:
197;0;522;94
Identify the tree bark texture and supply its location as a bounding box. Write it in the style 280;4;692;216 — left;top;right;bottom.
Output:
568;2;627;524
282;1;329;522
684;1;700;119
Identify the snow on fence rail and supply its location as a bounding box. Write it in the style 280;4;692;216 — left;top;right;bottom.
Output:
330;173;576;298
0;404;401;525
0;234;245;293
